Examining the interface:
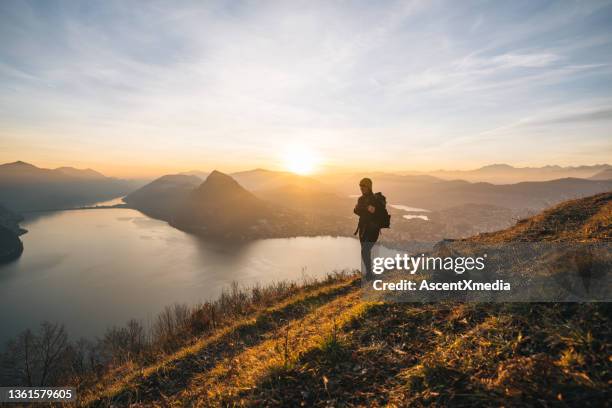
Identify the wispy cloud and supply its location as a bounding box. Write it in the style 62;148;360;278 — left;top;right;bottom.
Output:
0;0;611;175
532;107;612;125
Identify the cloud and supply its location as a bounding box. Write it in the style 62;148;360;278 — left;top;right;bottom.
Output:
534;108;612;125
456;52;562;70
0;0;611;175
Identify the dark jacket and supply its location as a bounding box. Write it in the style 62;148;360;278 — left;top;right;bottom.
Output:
353;192;383;236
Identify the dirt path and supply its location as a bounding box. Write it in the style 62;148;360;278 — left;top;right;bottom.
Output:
166;290;368;407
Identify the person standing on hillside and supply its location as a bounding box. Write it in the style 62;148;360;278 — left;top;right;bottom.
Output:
354;178;390;281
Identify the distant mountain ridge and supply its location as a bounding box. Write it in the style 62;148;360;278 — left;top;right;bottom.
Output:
0;161;106;180
329;172;612;212
0;161;140;211
416;163;611;184
54;166;106;179
179;170;210;179
590;168;612;180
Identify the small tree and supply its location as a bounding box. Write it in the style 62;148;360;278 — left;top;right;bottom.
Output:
0;322;68;386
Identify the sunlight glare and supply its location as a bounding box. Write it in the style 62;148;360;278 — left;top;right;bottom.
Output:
282;145;321;175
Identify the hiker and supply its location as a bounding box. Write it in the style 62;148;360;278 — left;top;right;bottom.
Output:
353;178;390;280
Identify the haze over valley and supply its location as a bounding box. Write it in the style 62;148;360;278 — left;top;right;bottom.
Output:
2;160;611;260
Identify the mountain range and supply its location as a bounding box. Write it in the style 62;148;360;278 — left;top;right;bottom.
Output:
127;170;352;240
328;172;612;212
407;163;611;184
122;165;612;240
0;161;142;211
4;160;612;240
590;168;612;181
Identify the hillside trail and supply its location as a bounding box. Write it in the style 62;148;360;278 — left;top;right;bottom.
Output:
155;297;489;406
159;290;367;406
84;278;361;406
87;279;486;407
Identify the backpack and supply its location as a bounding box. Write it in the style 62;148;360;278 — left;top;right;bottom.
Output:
374;192;391;229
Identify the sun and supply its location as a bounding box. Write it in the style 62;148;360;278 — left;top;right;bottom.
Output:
282;145;321;175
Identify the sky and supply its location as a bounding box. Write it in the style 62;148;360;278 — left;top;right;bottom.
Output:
1;0;611;178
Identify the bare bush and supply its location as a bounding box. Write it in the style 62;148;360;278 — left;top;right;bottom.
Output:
0;322;68;386
0;270;357;387
98;319;146;364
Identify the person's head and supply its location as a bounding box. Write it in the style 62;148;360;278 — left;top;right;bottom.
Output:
359;178;373;194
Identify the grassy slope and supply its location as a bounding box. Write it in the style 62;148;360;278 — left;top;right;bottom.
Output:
84;193;612;407
468;191;611;243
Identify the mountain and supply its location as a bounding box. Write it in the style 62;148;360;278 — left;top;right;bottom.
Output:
0;161;105;181
0;161;140;211
326;172;443;196
124;174;203;219
54;167;106;179
446;177;612;211
589;168;612;180
125;168;612;239
82;193;610;407
126;170;353;239
331;173;612;212
179;170;210;179
172;170;301;239
424;163;611;184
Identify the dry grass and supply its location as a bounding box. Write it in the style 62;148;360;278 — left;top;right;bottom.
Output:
469;191;611;243
81;293;611;407
232;302;610;407
81;274;360;406
179;292;373;406
80;193;612;407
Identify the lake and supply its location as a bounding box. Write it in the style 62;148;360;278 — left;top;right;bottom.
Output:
0;208;361;345
389;204;430;212
403;214;429;221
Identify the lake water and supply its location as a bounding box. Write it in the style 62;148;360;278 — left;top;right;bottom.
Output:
0;208;361;345
403;214;429;221
389;204;430;212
